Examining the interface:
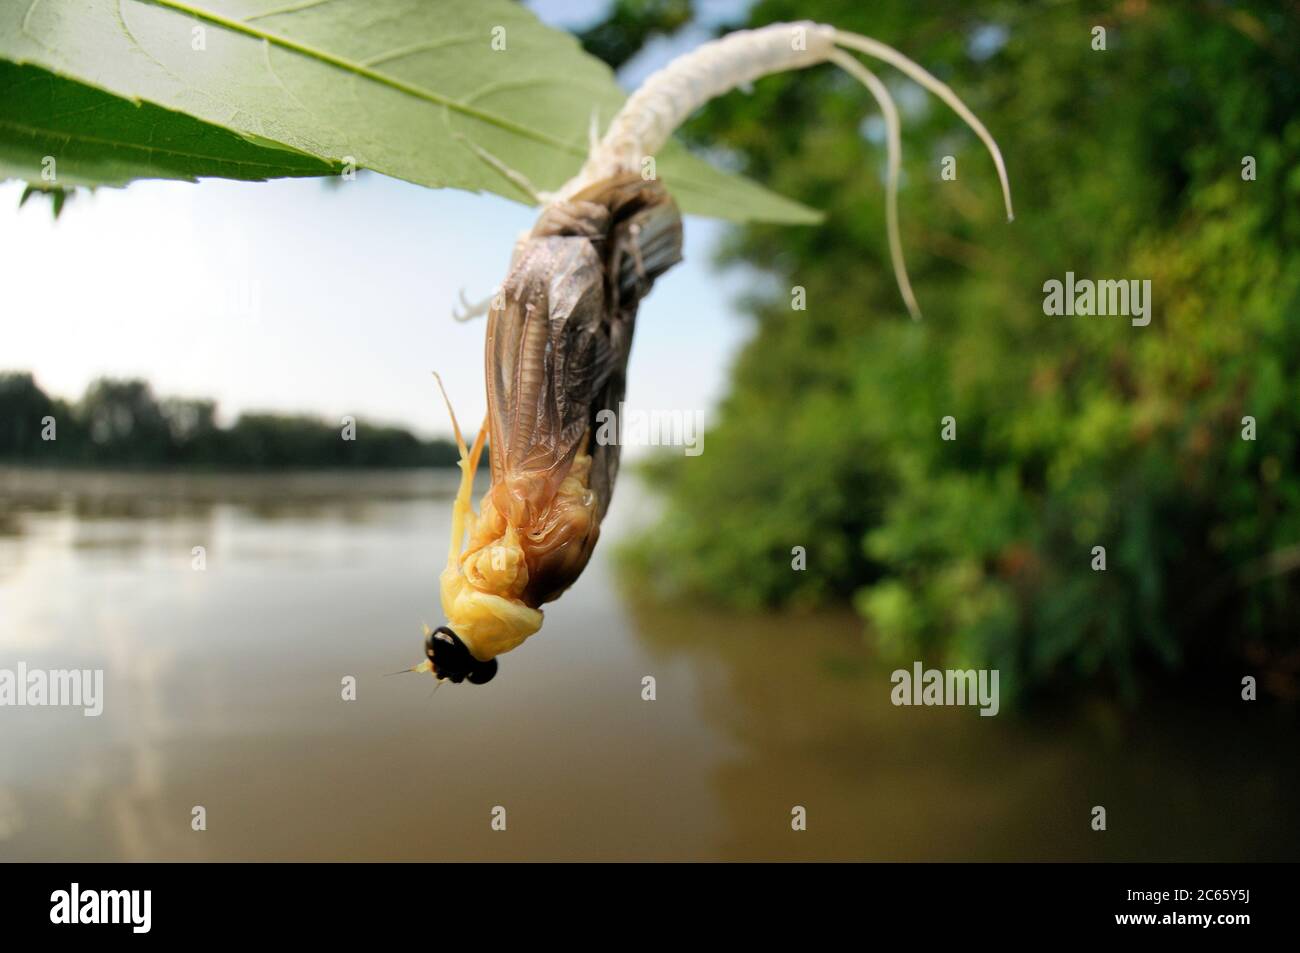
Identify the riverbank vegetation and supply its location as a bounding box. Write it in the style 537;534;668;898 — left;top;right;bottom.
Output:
614;0;1300;703
0;372;458;469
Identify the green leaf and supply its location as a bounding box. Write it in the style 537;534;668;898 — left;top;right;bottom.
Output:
0;60;336;187
0;0;820;224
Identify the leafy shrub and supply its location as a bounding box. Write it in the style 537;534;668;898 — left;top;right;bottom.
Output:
624;0;1300;702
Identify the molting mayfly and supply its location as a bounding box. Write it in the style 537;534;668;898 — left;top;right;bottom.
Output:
404;21;1014;685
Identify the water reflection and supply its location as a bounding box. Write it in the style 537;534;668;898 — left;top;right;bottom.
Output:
627;601;1300;860
0;467;1295;860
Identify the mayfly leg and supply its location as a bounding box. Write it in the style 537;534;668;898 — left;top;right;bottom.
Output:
431;372;488;570
452;287;494;322
453;133;549;205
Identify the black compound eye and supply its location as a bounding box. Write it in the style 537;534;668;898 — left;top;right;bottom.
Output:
424;626;497;685
425;625;457;661
466;658;498;685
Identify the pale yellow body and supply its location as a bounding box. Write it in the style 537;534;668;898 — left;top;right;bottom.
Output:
437;410;597;661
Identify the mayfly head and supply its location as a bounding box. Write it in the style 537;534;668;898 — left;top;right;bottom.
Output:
424;624;499;685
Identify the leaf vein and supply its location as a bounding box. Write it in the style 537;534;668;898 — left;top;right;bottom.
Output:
140;0;582;159
361;33;479;69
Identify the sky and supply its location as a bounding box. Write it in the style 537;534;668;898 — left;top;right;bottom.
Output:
0;0;764;444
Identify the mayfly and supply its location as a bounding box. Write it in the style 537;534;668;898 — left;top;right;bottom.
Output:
406;21;1014;685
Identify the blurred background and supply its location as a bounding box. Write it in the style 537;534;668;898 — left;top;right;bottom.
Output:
1;0;1297;860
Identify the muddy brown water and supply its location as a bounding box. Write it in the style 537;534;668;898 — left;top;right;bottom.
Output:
0;466;1295;860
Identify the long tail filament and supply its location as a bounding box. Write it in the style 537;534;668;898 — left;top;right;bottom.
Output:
560;22;1016;321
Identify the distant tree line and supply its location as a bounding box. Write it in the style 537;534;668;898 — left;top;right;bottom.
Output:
0;371;459;469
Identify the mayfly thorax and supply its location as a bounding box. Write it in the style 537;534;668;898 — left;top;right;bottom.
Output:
409;21;1015;685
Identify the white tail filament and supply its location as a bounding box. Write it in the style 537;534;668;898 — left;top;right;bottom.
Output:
555;21;1015;320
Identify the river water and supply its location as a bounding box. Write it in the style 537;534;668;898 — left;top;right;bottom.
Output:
0;466;1295;860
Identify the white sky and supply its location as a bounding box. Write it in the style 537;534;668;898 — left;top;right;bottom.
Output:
0;0;763;444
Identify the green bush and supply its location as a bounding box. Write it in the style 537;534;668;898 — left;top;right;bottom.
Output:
623;0;1300;702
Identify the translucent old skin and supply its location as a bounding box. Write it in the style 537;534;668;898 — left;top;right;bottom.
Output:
439;174;683;663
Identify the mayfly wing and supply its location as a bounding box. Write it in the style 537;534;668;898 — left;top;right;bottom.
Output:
482;174;682;603
484;236;605;501
578;176;683;523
